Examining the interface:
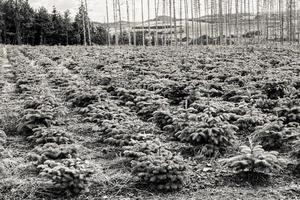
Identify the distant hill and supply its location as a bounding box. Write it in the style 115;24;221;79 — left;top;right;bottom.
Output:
146;15;175;22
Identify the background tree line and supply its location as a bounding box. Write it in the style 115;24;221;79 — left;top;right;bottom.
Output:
0;0;108;45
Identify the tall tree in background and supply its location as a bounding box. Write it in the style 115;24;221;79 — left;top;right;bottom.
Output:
173;0;177;46
197;0;202;45
106;0;111;46
0;1;4;44
154;0;159;46
141;0;145;46
133;0;136;45
63;10;72;45
169;0;173;45
218;0;223;44
19;0;35;44
191;0;194;45
163;0;166;46
179;0;182;46
84;0;91;45
148;0;151;45
113;0;118;45
34;7;51;45
80;0;87;45
126;0;130;45
15;0;21;44
117;0;123;45
184;0;189;46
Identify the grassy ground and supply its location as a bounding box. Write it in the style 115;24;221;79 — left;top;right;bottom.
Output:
0;45;300;200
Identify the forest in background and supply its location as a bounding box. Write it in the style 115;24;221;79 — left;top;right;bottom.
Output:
0;0;108;45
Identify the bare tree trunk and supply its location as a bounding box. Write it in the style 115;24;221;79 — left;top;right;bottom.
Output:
198;0;202;45
169;0;173;45
297;0;300;44
235;0;239;44
133;0;136;46
184;0;189;47
113;0;118;45
224;0;228;44
81;0;87;46
194;0;199;45
15;0;21;45
155;0;160;46
106;0;111;46
173;0;178;46
279;0;284;44
180;0;183;46
191;0;195;45
218;0;223;45
211;0;215;45
126;0;131;45
266;0;270;42
257;0;260;43
205;0;209;44
228;0;233;44
117;0;123;45
148;0;151;46
163;0;166;46
84;0;92;45
248;0;251;36
141;0;145;46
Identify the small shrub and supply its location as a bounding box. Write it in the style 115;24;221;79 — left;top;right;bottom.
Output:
37;158;94;195
124;141;187;191
152;110;173;129
131;153;186;190
263;82;286;100
220;143;285;173
17;109;53;136
253;122;299;151
99;120;155;147
235;114;266;133
66;89;98;108
0;111;20;135
160;83;189;105
27;127;74;145
173;114;237;156
30;143;78;164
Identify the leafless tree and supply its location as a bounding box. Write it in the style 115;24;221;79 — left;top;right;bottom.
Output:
191;0;195;45
184;0;189;46
133;0;136;45
84;0;91;45
106;0;111;46
126;0;131;45
169;0;173;45
180;0;183;46
155;0;160;46
218;0;224;45
141;0;145;46
117;0;123;45
148;0;151;46
173;0;178;46
81;0;87;46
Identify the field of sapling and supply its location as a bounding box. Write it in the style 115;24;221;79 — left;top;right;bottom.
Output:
0;45;300;199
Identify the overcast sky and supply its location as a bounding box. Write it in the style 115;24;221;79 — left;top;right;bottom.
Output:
28;0;162;23
28;0;287;23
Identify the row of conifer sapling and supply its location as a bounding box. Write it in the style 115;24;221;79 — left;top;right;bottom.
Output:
8;53;95;196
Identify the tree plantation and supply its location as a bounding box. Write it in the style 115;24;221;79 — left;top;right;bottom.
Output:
0;0;300;200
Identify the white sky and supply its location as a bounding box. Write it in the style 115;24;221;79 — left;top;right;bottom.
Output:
28;0;294;23
28;0;162;23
